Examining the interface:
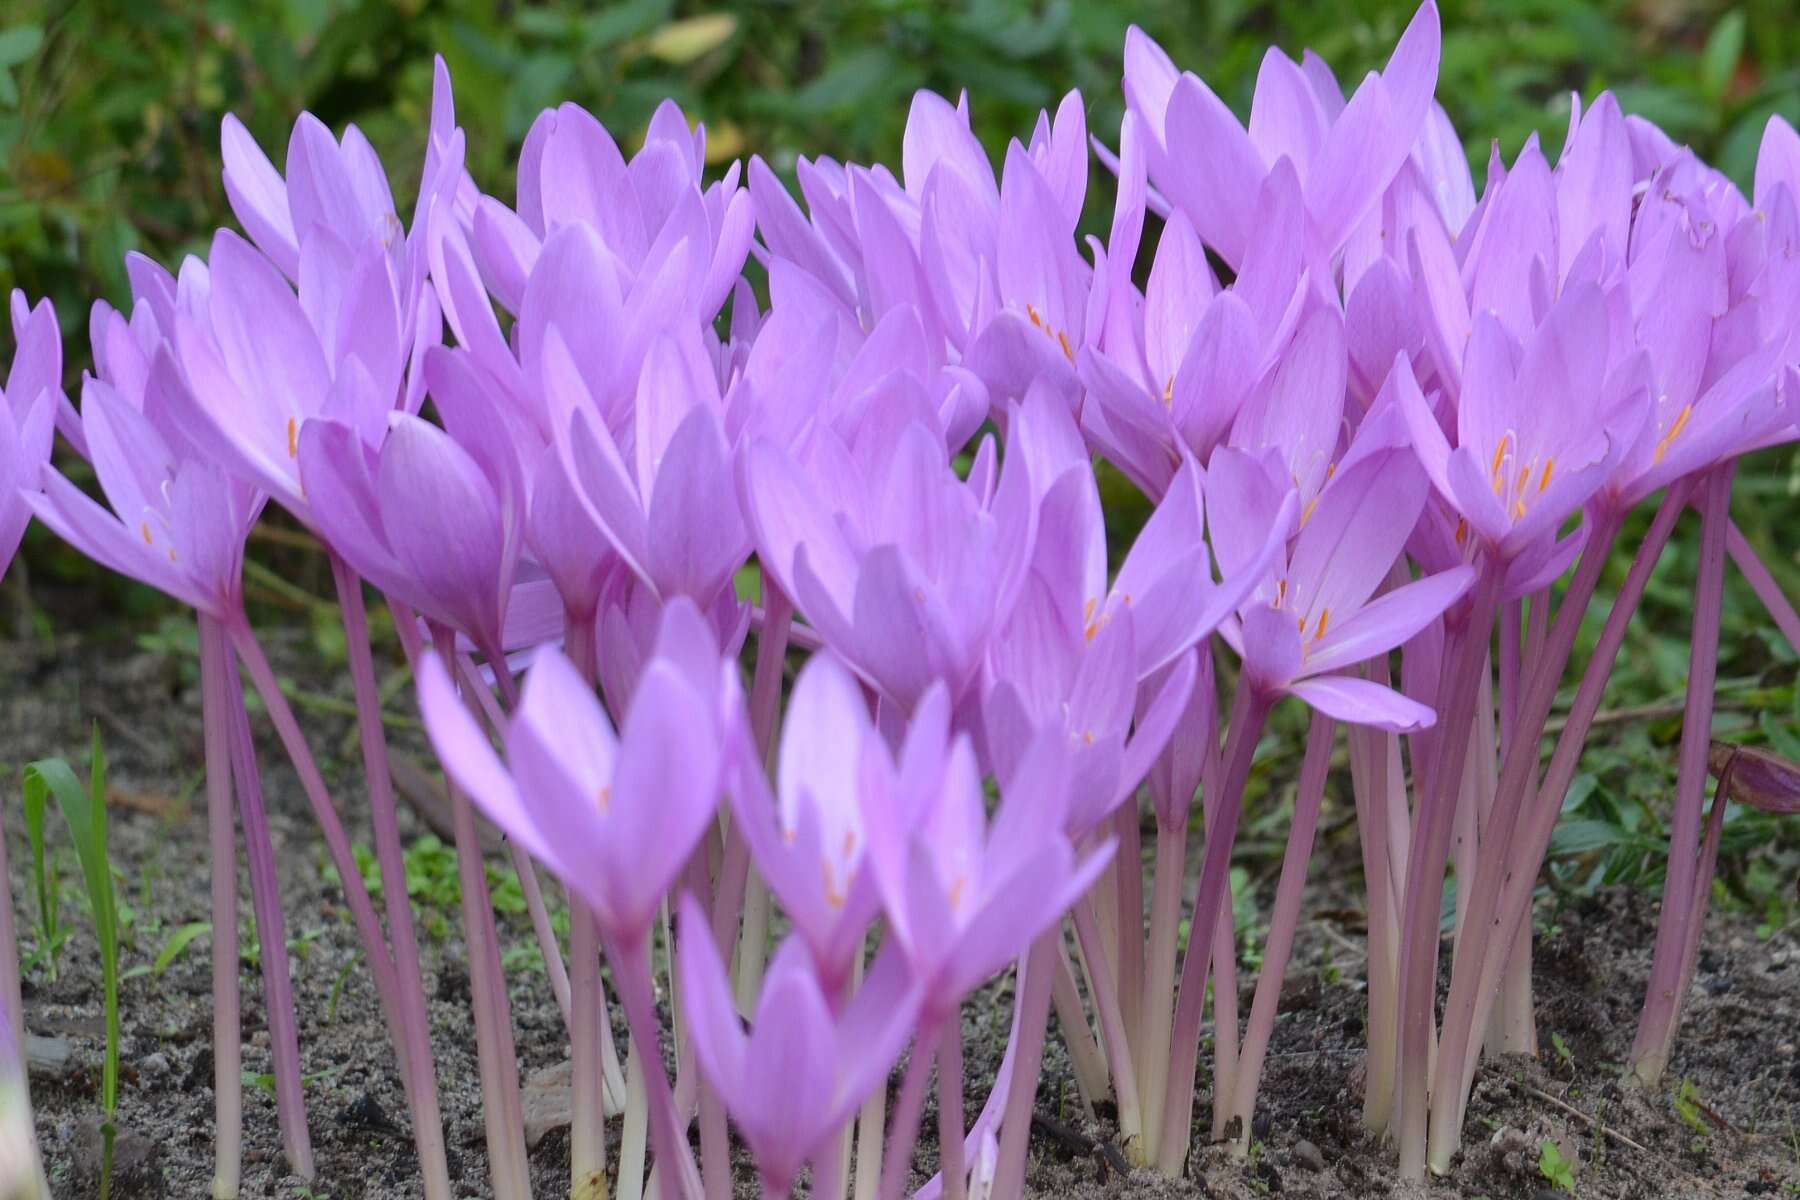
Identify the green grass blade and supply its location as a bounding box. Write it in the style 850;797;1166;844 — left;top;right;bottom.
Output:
152;921;212;976
19;767;57;980
23;730;120;1118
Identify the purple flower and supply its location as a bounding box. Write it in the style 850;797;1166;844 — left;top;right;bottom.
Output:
0;294;62;577
1400;283;1642;571
679;907;919;1197
727;651;885;988
1212;383;1472;730
416;597;738;942
862;704;1111;1014
1127;3;1441;267
741;413;1036;714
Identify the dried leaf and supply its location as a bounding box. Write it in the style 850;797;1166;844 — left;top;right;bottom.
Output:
644;14;737;65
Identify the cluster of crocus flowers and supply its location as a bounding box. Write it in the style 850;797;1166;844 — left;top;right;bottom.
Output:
3;4;1799;1197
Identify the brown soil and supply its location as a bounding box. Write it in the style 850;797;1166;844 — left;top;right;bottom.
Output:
2;629;1796;1198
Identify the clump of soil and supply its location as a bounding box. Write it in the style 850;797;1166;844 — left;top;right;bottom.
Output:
3;631;1796;1198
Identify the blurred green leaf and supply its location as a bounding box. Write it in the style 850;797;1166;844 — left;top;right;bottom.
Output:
0;25;43;67
1702;11;1746;102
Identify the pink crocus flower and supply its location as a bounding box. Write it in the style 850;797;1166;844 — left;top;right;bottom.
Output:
679;909;919;1199
0;294;61;577
1125;2;1441;268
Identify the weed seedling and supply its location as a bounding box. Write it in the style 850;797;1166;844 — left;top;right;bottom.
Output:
24;729;121;1199
1537;1138;1577;1193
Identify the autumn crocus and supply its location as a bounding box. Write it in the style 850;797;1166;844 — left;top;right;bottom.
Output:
742;412;1036;715
420;597;739;1200
467;96;753;326
0;292;59;583
1125;1;1441;268
861;696;1111;1200
1147;409;1467;1175
679;905;920;1199
27;339;336;1194
727;651;885;994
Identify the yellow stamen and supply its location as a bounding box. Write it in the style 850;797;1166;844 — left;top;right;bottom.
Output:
1057;330;1074;361
1539;459;1554;492
1652;404;1693;465
1025;303;1043;329
1491;434;1509;475
286;416;298;459
1300;495;1319;527
822;859;845;908
595;785;611;814
842;829;857;857
140;522;152;546
168;548;178;564
1315;608;1330;641
947;875;968;911
1516;464;1531;493
1272;578;1288;609
1082;730;1094;746
1162;376;1174;406
1454;516;1469;545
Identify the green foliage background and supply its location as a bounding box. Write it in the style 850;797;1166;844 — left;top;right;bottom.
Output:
2;1;1798;918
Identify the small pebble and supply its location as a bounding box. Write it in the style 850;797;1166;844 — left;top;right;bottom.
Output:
1777;1042;1795;1057
1292;1139;1325;1172
138;1051;170;1078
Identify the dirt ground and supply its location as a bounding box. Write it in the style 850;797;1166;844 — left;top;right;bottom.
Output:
1;627;1795;1199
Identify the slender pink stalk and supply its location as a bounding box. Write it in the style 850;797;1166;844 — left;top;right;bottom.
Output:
1133;814;1185;1164
1070;899;1142;1144
1669;758;1734;1058
1346;711;1398;1132
699;1063;730;1200
563;603;611;1200
878;1019;940;1200
1224;710;1334;1149
1428;491;1681;1169
478;647;577;1033
1206;900;1240;1138
749;577;794;759
1156;679;1271;1176
329;556;448;1198
221;639;312;1181
1394;565;1500;1181
937;1021;967;1200
1725;520;1800;654
1112;806;1145;1056
1046;937;1106;1117
224;615;407;1072
1630;463;1735;1086
611;930;706;1200
197;616;244;1199
434;626;532;1199
735;577;793;1015
988;932;1058;1200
